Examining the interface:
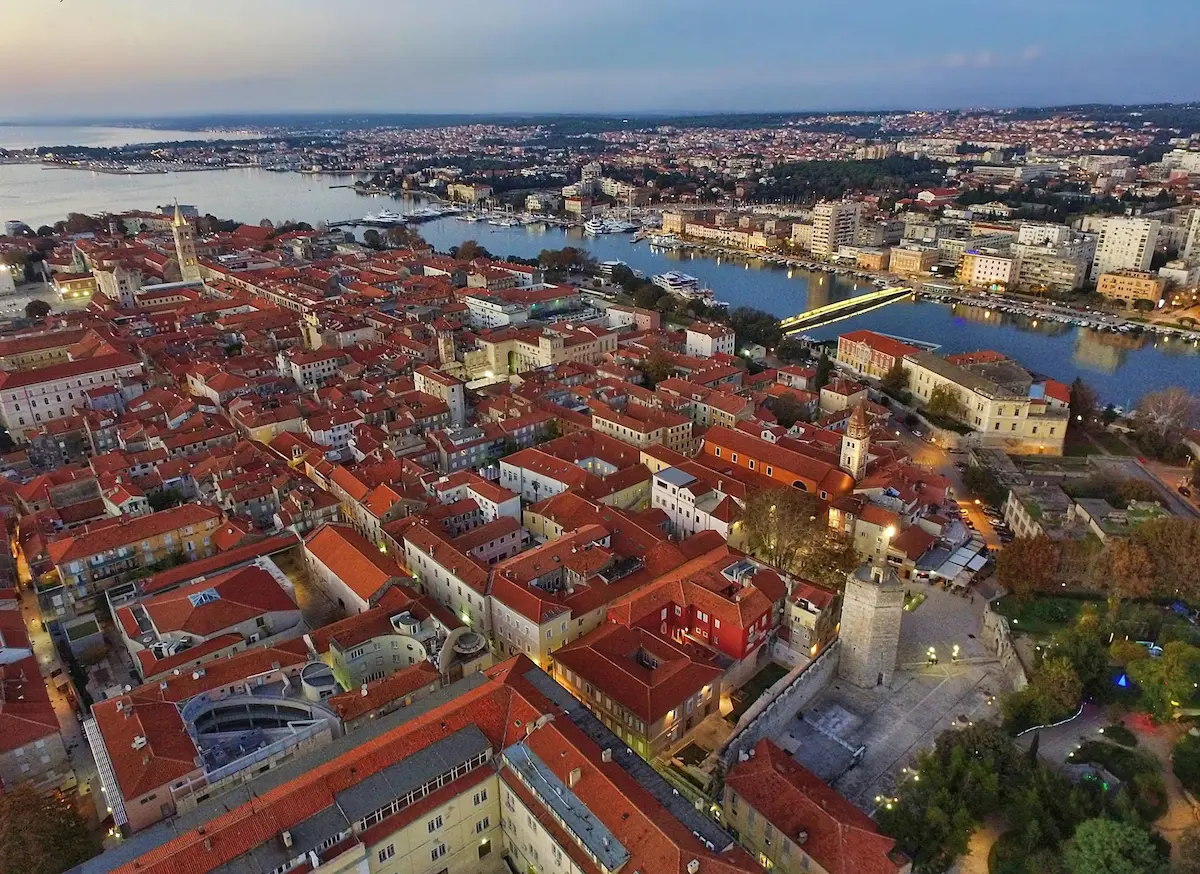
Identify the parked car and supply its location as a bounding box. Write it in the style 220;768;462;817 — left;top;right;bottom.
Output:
912;429;923;438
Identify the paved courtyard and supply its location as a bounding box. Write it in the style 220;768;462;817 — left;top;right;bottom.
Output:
772;584;1008;811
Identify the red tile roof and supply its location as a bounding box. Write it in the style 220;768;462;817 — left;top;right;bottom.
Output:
725;739;907;874
129;565;297;637
47;503;222;566
553;624;723;723
304;523;404;603
0;654;60;754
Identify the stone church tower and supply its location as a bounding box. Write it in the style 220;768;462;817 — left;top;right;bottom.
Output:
172;202;203;283
839;401;870;482
838;563;904;688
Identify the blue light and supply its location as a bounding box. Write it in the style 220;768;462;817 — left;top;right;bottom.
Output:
1116;673;1129;688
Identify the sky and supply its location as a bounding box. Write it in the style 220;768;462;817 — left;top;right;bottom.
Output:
3;0;1199;119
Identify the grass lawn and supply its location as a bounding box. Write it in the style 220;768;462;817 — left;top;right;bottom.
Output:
728;662;789;722
1100;724;1138;748
1069;740;1158;783
1062;436;1094;457
1093;431;1136;455
992;594;1099;636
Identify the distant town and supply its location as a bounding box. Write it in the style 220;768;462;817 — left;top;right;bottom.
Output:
0;105;1198;874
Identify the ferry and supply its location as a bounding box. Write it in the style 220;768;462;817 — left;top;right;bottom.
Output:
651;271;716;302
646;233;681;248
361;208;403;224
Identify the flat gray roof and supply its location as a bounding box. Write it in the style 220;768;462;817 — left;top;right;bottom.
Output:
504;741;630;871
519;665;735;852
655;466;697;488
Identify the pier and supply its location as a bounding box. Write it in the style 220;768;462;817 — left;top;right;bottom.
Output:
780;286;914;334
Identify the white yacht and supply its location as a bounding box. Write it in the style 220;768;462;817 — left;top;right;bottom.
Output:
583;218;607;235
651;271;716;302
362;208;403;224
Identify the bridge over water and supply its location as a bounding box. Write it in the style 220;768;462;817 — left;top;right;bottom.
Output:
780;286;914;334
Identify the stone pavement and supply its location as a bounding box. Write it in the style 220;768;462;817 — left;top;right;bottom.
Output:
774;584;1008;810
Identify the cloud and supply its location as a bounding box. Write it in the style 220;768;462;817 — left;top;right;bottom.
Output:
0;0;1198;116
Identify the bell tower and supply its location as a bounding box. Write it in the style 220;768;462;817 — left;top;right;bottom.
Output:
172;201;202;283
840;401;870;481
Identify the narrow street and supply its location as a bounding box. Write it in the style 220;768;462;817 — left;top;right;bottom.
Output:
12;540;100;806
887;424;1003;550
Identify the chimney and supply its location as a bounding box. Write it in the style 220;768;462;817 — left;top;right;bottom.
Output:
601;748;613;763
568;767;582;788
281;830;293;849
132;735;147;750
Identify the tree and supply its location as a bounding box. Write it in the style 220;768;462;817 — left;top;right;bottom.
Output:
1109;639;1151;667
1129;518;1200;602
1052;624;1111;700
149;488;184;513
881;360;910;397
385;225;428;250
1172;735;1200;796
962;464;1009;507
1063;818;1165;874
1032;656;1084;721
24;300;51;320
1102;538;1156;610
639;345;677;387
454;239;489;261
739;488;859;588
814;350;833;390
35;225;55;237
768;393;810;428
1134;388;1199;445
996;534;1061;602
1126;641;1200;721
728;307;784;349
925;383;968;422
1176;826;1200;874
879;723;1025;873
362;229;383;249
1069;377;1100;429
0;783;103;874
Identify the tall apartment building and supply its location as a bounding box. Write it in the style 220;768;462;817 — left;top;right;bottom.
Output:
1183;208;1200;263
959;251;1016;289
1087;216;1160;281
811;201;861;258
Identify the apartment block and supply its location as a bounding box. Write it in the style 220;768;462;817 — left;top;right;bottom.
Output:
1096;270;1167;307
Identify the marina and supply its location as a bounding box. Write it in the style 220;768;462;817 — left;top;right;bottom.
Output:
0;160;1195;405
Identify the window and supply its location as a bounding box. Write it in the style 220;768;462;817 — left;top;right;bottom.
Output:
427;815;443;832
475;816;490;833
430;844;446;862
478;842;491;859
473;789;488;805
377;845;394;863
765;466;773;476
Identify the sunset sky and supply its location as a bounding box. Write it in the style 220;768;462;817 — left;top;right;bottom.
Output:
4;0;1199;118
